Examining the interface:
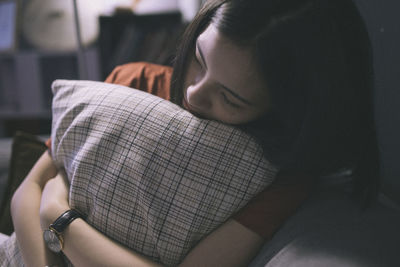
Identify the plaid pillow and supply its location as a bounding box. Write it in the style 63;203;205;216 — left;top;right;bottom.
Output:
51;80;278;266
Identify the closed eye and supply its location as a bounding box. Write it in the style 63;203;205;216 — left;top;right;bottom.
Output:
221;92;241;108
195;40;252;107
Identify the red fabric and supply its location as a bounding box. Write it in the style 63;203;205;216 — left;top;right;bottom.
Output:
104;62;172;101
47;62;314;240
232;173;316;239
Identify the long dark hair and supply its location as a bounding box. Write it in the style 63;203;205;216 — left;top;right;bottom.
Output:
171;0;380;205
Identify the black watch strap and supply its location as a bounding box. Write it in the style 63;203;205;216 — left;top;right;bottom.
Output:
50;209;83;233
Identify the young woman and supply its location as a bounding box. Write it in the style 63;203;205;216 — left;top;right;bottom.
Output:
7;0;380;266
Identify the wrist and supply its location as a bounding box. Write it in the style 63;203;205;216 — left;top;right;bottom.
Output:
40;202;70;229
43;209;84;254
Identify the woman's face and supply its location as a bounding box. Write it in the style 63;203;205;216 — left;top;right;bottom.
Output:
183;23;270;125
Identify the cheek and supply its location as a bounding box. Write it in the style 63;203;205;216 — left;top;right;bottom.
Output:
218;108;267;125
183;57;202;90
183;60;195;90
212;108;246;125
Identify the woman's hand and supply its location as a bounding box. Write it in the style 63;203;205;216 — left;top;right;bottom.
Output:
40;172;71;229
11;151;65;267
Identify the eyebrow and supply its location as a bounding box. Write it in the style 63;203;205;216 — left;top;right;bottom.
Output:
196;40;253;106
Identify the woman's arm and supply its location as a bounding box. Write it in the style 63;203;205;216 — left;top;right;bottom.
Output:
10;151;65;267
65;218;164;267
40;175;264;267
40;174;163;267
179;219;264;267
66;219;262;267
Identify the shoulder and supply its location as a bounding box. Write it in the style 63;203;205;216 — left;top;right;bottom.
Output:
105;62;172;85
105;62;173;100
136;62;173;77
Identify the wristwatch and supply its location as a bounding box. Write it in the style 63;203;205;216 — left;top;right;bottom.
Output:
43;209;83;253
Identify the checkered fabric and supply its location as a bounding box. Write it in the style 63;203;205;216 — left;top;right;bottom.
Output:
50;80;278;266
0;233;24;267
0;233;72;267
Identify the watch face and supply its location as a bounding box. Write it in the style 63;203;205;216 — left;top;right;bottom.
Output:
43;229;62;253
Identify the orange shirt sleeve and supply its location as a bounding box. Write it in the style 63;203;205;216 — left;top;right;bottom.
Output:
104;62;173;101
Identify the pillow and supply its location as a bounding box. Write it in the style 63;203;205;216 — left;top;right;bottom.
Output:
51;79;278;266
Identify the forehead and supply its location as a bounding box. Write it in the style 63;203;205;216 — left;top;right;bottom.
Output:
197;24;268;103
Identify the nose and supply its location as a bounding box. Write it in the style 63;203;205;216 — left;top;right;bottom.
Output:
186;80;213;110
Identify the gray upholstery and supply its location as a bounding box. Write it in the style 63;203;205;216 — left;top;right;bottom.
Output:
250;183;400;267
355;0;400;204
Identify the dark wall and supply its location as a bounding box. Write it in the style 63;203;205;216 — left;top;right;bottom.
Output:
354;0;400;203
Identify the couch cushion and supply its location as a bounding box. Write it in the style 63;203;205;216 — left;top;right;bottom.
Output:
249;183;400;267
50;79;277;266
352;0;400;205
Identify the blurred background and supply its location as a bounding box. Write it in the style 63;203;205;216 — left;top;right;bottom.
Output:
0;0;204;138
0;0;400;204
